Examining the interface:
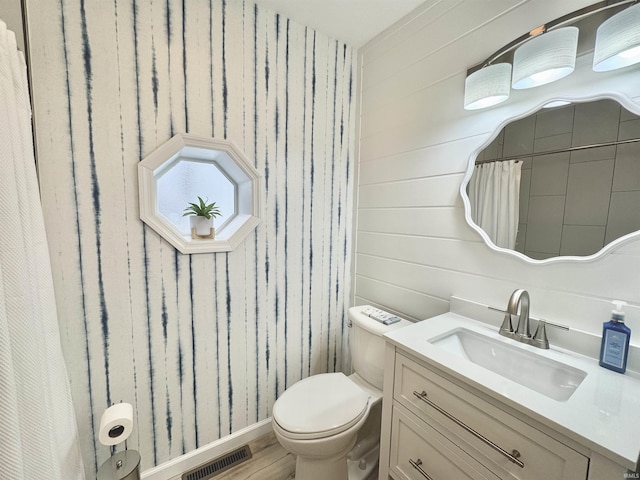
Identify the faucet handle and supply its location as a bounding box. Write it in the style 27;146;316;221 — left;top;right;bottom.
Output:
532;320;550;349
489;306;513;334
500;313;514;335
532;320;569;349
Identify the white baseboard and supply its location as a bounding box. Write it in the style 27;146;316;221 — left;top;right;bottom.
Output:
141;418;274;480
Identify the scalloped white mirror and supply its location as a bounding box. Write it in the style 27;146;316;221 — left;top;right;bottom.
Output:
462;97;640;263
138;134;261;254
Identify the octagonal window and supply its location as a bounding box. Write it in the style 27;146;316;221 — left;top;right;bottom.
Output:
138;134;261;254
157;159;236;234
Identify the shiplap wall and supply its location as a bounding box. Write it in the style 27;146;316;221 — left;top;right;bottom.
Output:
26;0;355;476
355;0;640;336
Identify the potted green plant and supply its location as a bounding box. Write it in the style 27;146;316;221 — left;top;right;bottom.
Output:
183;196;222;239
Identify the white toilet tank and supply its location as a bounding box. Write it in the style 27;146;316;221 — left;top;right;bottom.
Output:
348;306;411;390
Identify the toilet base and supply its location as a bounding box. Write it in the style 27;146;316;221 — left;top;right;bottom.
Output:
292;442;379;480
294;434;357;480
347;444;379;480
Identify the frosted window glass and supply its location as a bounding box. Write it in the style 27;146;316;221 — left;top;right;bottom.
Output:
157;158;236;235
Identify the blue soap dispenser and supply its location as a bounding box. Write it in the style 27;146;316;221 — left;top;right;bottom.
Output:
599;300;631;374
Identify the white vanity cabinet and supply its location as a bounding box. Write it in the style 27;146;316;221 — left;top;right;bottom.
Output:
379;344;632;480
378;305;640;480
389;405;500;480
383;351;588;480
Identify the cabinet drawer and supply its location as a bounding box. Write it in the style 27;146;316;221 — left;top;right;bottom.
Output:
390;406;500;480
394;353;588;480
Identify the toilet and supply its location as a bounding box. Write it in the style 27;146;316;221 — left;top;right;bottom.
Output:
272;306;411;480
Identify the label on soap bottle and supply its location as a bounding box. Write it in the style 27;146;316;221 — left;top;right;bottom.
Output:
602;329;628;369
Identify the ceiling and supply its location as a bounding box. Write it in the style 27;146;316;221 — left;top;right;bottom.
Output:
251;0;427;47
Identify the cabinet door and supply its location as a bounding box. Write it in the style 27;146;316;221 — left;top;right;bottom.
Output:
394;353;589;480
390;406;501;480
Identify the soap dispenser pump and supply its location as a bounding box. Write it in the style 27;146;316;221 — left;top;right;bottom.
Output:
599;300;631;374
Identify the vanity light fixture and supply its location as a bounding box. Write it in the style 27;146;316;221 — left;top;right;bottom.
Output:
463;0;640;110
511;27;579;89
593;2;640;72
464;63;512;110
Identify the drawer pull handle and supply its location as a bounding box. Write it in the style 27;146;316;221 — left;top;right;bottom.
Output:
409;458;434;480
412;390;525;468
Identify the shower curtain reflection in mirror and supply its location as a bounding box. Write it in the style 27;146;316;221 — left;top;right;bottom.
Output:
468;160;522;249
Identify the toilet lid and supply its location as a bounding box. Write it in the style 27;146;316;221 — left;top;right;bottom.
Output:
273;373;370;437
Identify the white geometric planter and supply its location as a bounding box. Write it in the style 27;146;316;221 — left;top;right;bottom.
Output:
189;215;215;239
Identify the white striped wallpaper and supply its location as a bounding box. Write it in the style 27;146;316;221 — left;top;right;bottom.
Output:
355;0;640;335
26;0;355;476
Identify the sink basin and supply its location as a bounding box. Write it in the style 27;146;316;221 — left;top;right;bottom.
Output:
430;328;587;401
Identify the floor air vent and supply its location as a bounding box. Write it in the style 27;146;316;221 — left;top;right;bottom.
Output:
182;445;252;480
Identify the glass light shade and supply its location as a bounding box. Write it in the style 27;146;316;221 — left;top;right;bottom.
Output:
593;3;640;72
512;27;579;89
464;63;512;110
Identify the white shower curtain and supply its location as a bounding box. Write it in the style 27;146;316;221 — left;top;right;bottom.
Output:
0;22;85;479
468;160;522;250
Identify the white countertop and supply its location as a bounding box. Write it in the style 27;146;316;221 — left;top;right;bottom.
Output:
384;310;640;471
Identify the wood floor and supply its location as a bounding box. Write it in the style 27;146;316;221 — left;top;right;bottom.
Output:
171;432;379;480
171;432;296;480
215;433;296;480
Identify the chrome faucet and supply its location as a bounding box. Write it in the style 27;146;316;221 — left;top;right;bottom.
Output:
499;289;531;340
509;289;531;340
497;289;569;349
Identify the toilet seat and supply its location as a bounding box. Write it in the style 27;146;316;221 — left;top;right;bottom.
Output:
272;373;370;440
